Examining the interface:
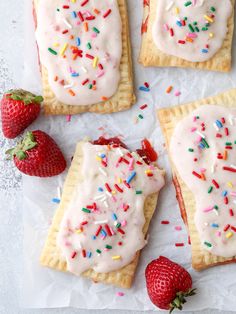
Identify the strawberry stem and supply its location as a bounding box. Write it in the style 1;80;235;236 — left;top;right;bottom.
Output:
5;131;38;160
169;289;196;313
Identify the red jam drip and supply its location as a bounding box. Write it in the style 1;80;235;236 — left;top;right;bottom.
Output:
92;137;158;164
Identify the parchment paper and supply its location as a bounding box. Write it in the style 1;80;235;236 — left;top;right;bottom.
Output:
21;0;236;310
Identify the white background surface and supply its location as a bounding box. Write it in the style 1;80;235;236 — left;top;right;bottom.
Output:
0;0;236;313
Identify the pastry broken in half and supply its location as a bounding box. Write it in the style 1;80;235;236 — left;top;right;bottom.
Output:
34;0;135;115
158;88;236;271
40;138;165;288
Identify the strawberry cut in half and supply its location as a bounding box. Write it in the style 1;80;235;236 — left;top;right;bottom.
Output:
6;130;66;177
1;89;43;139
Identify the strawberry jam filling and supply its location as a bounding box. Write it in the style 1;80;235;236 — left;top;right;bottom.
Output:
92;137;158;164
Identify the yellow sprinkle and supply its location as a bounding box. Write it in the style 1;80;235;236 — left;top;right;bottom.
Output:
112;190;116;195
226;232;233;239
227;182;233;188
60;43;68;56
174;7;179;14
209;32;214;38
93;56;99;68
204;15;214;23
96;156;102;162
75;229;82;234
71;0;76;2
112;255;121;260
117;178;122;184
53;42;60;47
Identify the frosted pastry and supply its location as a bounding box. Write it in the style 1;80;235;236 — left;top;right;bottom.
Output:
34;0;135;115
40;139;165;287
158;88;236;270
139;0;235;72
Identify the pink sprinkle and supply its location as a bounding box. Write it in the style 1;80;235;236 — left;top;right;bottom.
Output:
196;135;202;142
175;226;182;231
191;127;197;132
97;70;105;78
128;158;134;171
163;23;169;31
91;33;97;38
203;206;214;213
121;220;127;227
65;241;71;247
117;292;125;297
216;231;221;237
66;115;71;122
187;33;198;38
175;91;181;97
112;196;117;202
193;116;197;122
200;168;206;173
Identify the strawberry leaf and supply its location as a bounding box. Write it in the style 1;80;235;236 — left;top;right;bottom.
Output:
169;289;196;313
6;89;43;105
15;150;27;160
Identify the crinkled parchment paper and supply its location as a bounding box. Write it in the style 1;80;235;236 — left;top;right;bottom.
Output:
21;0;236;310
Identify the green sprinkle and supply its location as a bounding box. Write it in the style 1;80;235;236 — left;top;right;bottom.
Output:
89;84;93;89
138;114;144;119
208;186;213;193
195;27;200;32
82;208;91;213
87;42;92;49
226;142;232;146
204;241;212;248
193;21;198;25
188;148;194;152
105;245;112;249
202;138;210;148
214;205;219;210
196;116;200;119
184;1;192;7
136;190;142;195
202;27;208;31
188;24;195;32
56;8;60;11
48;48;57;55
234;141;236;144
210;6;216;12
93;27;100;34
184;17;188;21
116;223;121;229
96;249;102;254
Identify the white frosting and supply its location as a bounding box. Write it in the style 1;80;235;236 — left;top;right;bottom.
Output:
152;0;232;62
170;105;236;257
35;0;122;106
57;142;165;274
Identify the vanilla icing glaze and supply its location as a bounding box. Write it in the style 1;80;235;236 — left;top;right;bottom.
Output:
57;142;165;274
170;105;236;257
152;0;232;62
35;0;122;106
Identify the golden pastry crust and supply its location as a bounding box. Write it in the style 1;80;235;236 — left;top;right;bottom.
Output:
139;0;235;72
40;142;164;288
34;0;135;115
158;88;236;271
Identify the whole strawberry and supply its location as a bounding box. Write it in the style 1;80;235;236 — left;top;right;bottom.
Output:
145;256;195;312
1;89;43;139
6;130;66;177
